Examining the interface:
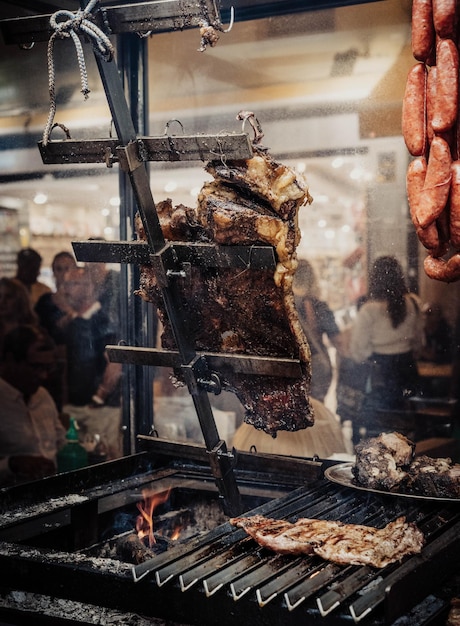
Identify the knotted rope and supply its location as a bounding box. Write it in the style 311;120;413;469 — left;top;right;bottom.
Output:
43;0;114;145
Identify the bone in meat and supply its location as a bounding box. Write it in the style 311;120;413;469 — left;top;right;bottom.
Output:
136;147;314;436
230;514;425;568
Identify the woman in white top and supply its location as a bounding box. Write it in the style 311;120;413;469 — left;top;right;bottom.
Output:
350;256;424;438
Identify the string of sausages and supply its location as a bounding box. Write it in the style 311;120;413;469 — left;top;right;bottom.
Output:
403;0;460;282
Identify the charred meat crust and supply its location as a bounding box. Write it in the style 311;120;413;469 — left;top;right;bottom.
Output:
136;148;314;437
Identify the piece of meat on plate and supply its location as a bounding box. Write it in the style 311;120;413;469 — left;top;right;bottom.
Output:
230;514;424;568
352;432;415;491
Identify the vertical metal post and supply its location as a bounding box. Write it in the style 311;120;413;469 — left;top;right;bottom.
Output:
117;33;156;453
79;1;242;515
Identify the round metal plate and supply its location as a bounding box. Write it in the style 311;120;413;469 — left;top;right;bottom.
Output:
324;462;460;502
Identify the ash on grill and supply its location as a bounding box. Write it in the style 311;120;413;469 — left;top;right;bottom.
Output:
0;590;188;626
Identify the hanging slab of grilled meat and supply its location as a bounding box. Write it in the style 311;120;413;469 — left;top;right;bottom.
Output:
136;147;314;436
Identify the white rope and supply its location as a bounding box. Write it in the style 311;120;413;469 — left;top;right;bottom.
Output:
43;0;115;145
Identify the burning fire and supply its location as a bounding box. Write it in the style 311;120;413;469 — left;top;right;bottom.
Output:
136;488;171;547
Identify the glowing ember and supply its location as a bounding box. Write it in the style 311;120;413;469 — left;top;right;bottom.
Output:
135;488;171;547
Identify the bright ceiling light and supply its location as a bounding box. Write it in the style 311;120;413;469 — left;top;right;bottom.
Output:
33;192;48;205
350;167;363;180
164;181;178;193
331;157;344;169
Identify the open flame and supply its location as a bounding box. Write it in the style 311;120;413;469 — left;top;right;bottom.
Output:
135;488;171;547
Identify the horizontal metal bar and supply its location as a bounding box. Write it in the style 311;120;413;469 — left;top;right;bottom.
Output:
255;558;316;607
230;554;294;600
106;345;303;378
179;542;253;591
72;240;277;270
203;551;263;597
37;134;253;165
284;563;342;611
0;0;221;45
316;566;374;617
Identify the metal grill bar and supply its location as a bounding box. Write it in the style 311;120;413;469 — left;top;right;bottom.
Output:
284;563;344;611
231;554;296;600
107;346;303;378
179;540;254;591
0;0;223;44
317;567;375;617
72;240;276;270
255;558;323;607
38;134;253;164
203;551;264;597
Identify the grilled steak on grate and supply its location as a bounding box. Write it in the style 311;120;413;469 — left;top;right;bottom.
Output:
230;514;425;567
136;146;315;436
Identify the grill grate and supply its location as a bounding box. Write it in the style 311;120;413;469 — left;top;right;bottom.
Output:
0;452;459;625
130;479;460;625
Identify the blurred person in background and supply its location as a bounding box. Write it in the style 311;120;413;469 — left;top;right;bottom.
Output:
15;247;51;307
35;251;77;344
349;256;424;441
61;266;123;459
0;277;39;352
0;324;66;485
294;258;345;404
86;238;121;335
35;251;77;411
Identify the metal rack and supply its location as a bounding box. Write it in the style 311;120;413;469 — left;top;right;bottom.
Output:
0;0;304;517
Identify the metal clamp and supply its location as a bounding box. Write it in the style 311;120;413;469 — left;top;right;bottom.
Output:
181;355;222;396
206;440;236;479
116;140;144;173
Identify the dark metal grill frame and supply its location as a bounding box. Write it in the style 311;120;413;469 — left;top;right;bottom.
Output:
0;442;459;626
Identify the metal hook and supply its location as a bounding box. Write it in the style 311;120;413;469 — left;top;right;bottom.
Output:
221;6;234;33
164;119;185;136
164;120;184;161
237;110;264;145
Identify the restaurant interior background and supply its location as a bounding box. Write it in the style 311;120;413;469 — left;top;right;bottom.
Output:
1;0;459;447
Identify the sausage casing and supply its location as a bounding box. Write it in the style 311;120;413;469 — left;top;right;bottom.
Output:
432;38;459;133
450;160;460;246
424;254;460;282
412;0;436;62
407;157;446;253
432;0;457;39
418;135;452;228
402;63;427;156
